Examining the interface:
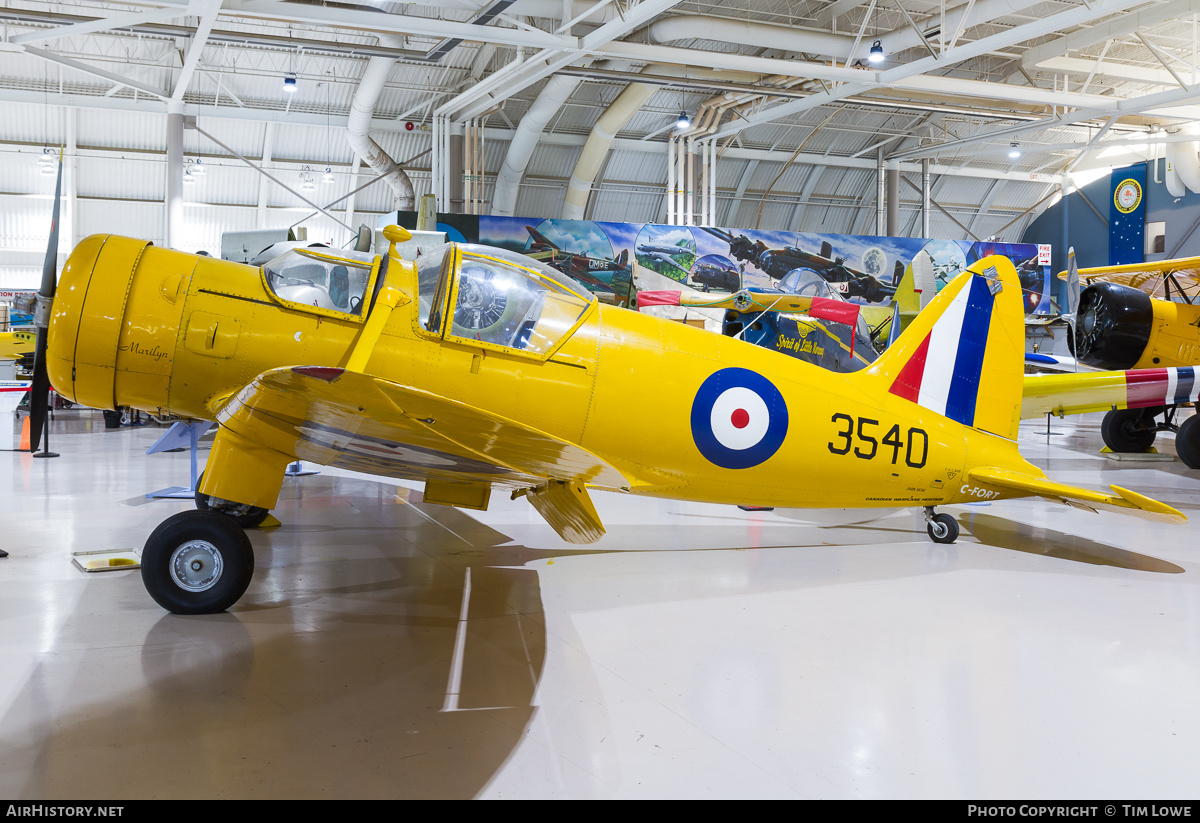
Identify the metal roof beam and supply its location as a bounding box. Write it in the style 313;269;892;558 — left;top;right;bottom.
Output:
889;79;1200;161
444;0;687;121
817;0;872;28
20;45;170;100
219;0;572;50
171;0;223;103
1019;0;1200;69
9;5;190;45
709;0;1156;142
0;85;1062;185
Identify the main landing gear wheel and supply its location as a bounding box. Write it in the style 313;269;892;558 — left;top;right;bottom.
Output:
1101;407;1160;453
142;510;254;614
1176;415;1200;470
194;472;271;529
925;510;959;544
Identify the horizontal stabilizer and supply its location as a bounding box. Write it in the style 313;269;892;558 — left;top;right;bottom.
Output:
968;466;1185;524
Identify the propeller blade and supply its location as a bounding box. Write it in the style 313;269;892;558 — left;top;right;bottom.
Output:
1066;246;1080;317
27;329;49;453
28;148;62;453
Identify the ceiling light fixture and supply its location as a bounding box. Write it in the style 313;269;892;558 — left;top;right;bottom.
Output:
191;157;206;176
322;166;335;184
38;147;56;175
183;168;196;185
283;73;298;93
868;40;884;63
676;111;691;130
1008;142;1022;159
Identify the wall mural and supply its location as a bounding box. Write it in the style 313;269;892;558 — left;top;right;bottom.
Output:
391;212;1054;316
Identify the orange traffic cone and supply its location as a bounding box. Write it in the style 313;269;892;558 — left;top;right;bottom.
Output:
19;415;30;451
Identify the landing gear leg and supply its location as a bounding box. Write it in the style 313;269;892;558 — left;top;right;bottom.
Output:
924;507;959;544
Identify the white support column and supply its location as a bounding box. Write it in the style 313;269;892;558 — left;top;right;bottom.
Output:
685;136;694;226
345;155;362;237
876;148;885;236
676;137;685;224
431;115;441;212
705;140;715;225
922;158;931;238
166;101;185;249
64;107;77;256
700;140;709;226
256;121;274;229
666;136;675;225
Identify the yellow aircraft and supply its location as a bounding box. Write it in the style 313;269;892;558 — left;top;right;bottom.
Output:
37;228;1183;614
1071;255;1200;371
1063;255;1200;462
0;329;36;361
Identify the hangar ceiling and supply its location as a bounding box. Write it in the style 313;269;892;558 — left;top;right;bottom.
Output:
0;0;1198;272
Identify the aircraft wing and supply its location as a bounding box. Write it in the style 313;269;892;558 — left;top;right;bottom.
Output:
676;290;817;312
0;330;37;360
1021;367;1200;419
213;366;631;493
1058;256;1200;300
1023;352;1082;373
968;467;1184;524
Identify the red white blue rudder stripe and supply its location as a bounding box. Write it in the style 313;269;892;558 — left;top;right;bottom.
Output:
887;270;999;428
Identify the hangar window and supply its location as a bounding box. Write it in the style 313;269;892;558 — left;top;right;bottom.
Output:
263;248;376;316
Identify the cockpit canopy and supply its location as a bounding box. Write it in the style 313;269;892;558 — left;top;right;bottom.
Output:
263;247;376;315
415;243;595;356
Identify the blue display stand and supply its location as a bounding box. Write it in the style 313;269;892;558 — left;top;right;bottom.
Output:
145;420;214;499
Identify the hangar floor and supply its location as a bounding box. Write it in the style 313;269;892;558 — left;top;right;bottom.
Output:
0;410;1198;800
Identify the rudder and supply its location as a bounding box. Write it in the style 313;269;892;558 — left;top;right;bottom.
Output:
857;255;1025;441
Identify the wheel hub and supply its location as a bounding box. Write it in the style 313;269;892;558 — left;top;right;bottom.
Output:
169;540;224;592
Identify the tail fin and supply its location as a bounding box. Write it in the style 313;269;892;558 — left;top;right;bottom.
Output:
859;255;1025;441
616;248;629;267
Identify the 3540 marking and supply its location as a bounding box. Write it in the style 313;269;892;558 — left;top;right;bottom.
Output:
828;413;928;468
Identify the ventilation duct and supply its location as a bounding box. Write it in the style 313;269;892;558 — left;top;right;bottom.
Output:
492;74;583;216
1165;138;1200;196
347;33;414;211
562;66;758;220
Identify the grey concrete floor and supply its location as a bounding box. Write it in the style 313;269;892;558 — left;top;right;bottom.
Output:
0;409;1198;799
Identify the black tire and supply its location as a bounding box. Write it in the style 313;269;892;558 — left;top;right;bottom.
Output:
1101;407;1159;453
927;513;959;544
142;510;254;614
1176;415;1200;470
194;472;271;528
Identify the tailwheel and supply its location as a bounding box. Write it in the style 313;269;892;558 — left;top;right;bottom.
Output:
194;472;271;528
925;509;959;544
142;510;254;614
1176;415;1200;470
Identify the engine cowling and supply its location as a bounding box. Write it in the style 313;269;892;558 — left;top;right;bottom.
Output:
1073;282;1153;370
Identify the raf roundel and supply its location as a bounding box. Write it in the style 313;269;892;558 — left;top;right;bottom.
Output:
691;368;789;469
